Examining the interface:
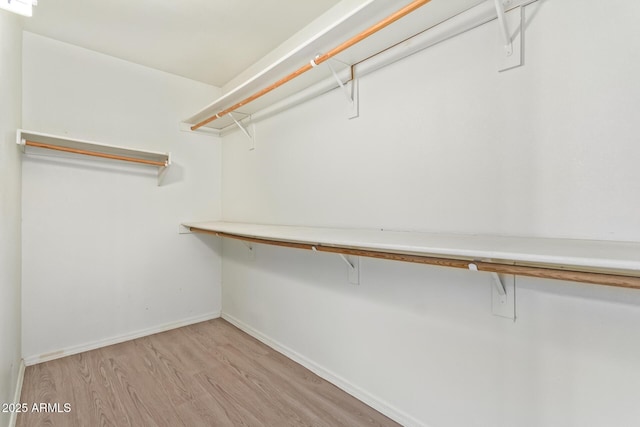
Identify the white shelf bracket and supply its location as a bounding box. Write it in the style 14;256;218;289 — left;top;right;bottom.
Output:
320;57;359;120
494;2;523;72
491;272;506;296
468;263;515;320
228;112;255;150
494;0;513;56
339;254;359;285
326;60;354;104
310;247;359;284
339;253;354;269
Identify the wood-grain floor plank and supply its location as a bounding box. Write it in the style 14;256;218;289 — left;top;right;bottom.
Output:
17;318;399;427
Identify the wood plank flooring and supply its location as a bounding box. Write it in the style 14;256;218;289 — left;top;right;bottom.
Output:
17;319;399;426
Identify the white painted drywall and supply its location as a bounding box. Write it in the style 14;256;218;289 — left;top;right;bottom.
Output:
221;1;640;426
0;10;22;427
21;33;223;362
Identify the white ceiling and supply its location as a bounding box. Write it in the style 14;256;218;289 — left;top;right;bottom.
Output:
23;0;342;87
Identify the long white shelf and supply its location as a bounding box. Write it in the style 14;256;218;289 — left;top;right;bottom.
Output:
182;221;640;289
183;0;500;132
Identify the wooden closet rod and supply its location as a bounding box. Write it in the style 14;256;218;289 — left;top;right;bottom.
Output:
189;227;640;291
191;0;432;131
24;140;167;167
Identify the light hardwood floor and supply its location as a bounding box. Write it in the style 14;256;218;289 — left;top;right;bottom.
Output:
17;319;399;426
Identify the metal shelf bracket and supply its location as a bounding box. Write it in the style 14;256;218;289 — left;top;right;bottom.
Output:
325;59;354;104
494;1;523;72
317;56;359;119
469;263;515;320
228;112;256;150
491;272;506;296
494;0;513;56
339;254;360;285
312;247;359;285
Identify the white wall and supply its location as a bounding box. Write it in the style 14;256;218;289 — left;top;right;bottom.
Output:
221;1;640;426
0;10;22;427
21;33;223;362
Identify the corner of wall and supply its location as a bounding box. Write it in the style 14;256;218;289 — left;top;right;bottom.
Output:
0;9;23;427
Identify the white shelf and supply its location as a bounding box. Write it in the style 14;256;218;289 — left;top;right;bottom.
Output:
18;129;170;168
182;0;493;132
17;129;170;167
182;221;640;289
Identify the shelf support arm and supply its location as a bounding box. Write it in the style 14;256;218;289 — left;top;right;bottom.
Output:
339;253;355;269
316;57;358;119
228;112;255;150
324;59;354;104
228;113;252;140
491;272;506;296
469;263;514;320
469;263;505;295
341;254;360;285
493;0;513;56
315;248;359;285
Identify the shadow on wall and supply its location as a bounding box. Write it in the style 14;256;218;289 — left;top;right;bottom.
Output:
161;161;184;186
192;232;224;257
221;237;640;323
220;238;491;319
518;275;640;308
21;152;185;185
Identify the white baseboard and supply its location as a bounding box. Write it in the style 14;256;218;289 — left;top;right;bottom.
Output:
221;312;426;427
24;311;221;366
8;359;25;427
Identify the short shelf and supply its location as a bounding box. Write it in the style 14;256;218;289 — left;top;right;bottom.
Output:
17;129;170;167
182;221;640;290
17;129;171;184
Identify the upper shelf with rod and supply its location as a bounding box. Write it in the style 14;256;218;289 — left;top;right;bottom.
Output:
17;129;171;184
182;0;534;134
